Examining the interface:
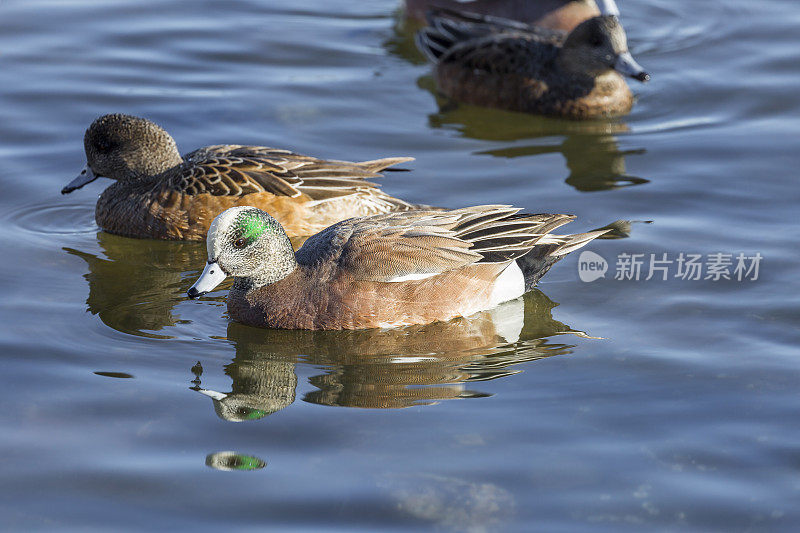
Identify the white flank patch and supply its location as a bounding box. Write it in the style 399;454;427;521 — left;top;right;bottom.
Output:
386;272;439;283
488;298;525;343
389;356;438;363
488;262;525;307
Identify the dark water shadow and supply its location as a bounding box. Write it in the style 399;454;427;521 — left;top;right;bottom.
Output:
480;133;649;192
64;232;207;338
419;75;650;193
383;7;428;66
63;232;311;338
190;289;595;420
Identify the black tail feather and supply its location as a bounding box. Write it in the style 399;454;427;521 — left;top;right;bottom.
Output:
515;244;563;292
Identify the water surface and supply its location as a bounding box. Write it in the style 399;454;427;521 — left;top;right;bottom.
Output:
1;0;799;531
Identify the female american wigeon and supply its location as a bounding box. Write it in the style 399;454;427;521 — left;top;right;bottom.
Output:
61;114;416;241
406;0;600;31
187;205;607;330
415;1;649;119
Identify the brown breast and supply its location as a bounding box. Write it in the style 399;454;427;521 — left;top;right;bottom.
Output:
436;64;633;119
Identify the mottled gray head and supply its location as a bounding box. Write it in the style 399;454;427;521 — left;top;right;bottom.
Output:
187;206;297;298
194;357;298;421
205;451;266;471
62;114;182;194
561;16;649;82
199;391;276;422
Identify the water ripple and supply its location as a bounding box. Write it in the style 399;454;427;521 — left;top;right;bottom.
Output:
7;202;97;236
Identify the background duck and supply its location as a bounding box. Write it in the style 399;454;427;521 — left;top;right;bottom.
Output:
405;0;600;31
416;2;649;119
187;205;607;330
61;114;416;241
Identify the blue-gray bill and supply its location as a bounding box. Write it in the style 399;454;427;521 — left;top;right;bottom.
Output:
614;51;650;82
61;165;98;194
187;261;227;299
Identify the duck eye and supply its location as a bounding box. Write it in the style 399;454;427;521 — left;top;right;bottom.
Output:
233;237;247;249
95;138;113;153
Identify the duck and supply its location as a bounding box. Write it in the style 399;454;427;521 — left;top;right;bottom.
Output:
61;114;417;241
187;205;607;330
415;0;649;119
405;0;601;31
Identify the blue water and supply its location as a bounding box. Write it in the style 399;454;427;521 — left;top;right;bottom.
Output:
1;0;799;530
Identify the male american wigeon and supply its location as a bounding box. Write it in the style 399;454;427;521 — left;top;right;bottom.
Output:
415;1;649;119
406;0;600;31
187;205;607;330
61;114;416;241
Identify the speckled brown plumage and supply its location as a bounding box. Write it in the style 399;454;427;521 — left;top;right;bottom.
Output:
437;57;633;118
212;206;606;330
94;147;416;241
416;10;647;119
65;115;417;241
405;0;600;31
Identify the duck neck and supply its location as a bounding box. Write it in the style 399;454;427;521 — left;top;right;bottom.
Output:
149;148;184;177
252;256;298;288
235;240;299;291
122;136;183;182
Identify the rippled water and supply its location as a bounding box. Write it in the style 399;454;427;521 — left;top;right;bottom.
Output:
1;0;799;530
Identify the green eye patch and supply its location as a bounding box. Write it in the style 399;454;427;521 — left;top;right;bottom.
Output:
233;212;271;246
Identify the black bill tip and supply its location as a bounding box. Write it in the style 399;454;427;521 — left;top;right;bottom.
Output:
187;287;203;299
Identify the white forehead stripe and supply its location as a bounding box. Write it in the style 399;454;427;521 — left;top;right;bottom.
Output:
206;206;250;260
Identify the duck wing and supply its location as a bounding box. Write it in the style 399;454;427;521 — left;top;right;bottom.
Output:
417;8;564;67
296;205;575;282
167;145;413;202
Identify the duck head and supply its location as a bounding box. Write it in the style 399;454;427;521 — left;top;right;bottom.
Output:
195;388;274;422
62;114;183;194
187;206;297;299
559;15;649;82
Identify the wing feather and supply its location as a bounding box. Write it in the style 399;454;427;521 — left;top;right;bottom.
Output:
168;145;412;202
296;206;588;282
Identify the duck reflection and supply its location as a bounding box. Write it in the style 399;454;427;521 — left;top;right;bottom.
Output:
63;232;311;337
386;19;648;193
64;232;207;336
192;289;591;419
427;98;649;192
480;131;648;192
205;451;267;471
194;354;297;422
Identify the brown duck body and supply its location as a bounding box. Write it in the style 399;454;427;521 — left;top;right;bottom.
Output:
405;0;599;30
96;178;405;241
93;145;415;241
416;10;645;120
228;263;504;330
436;58;632;119
206;206;606;330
